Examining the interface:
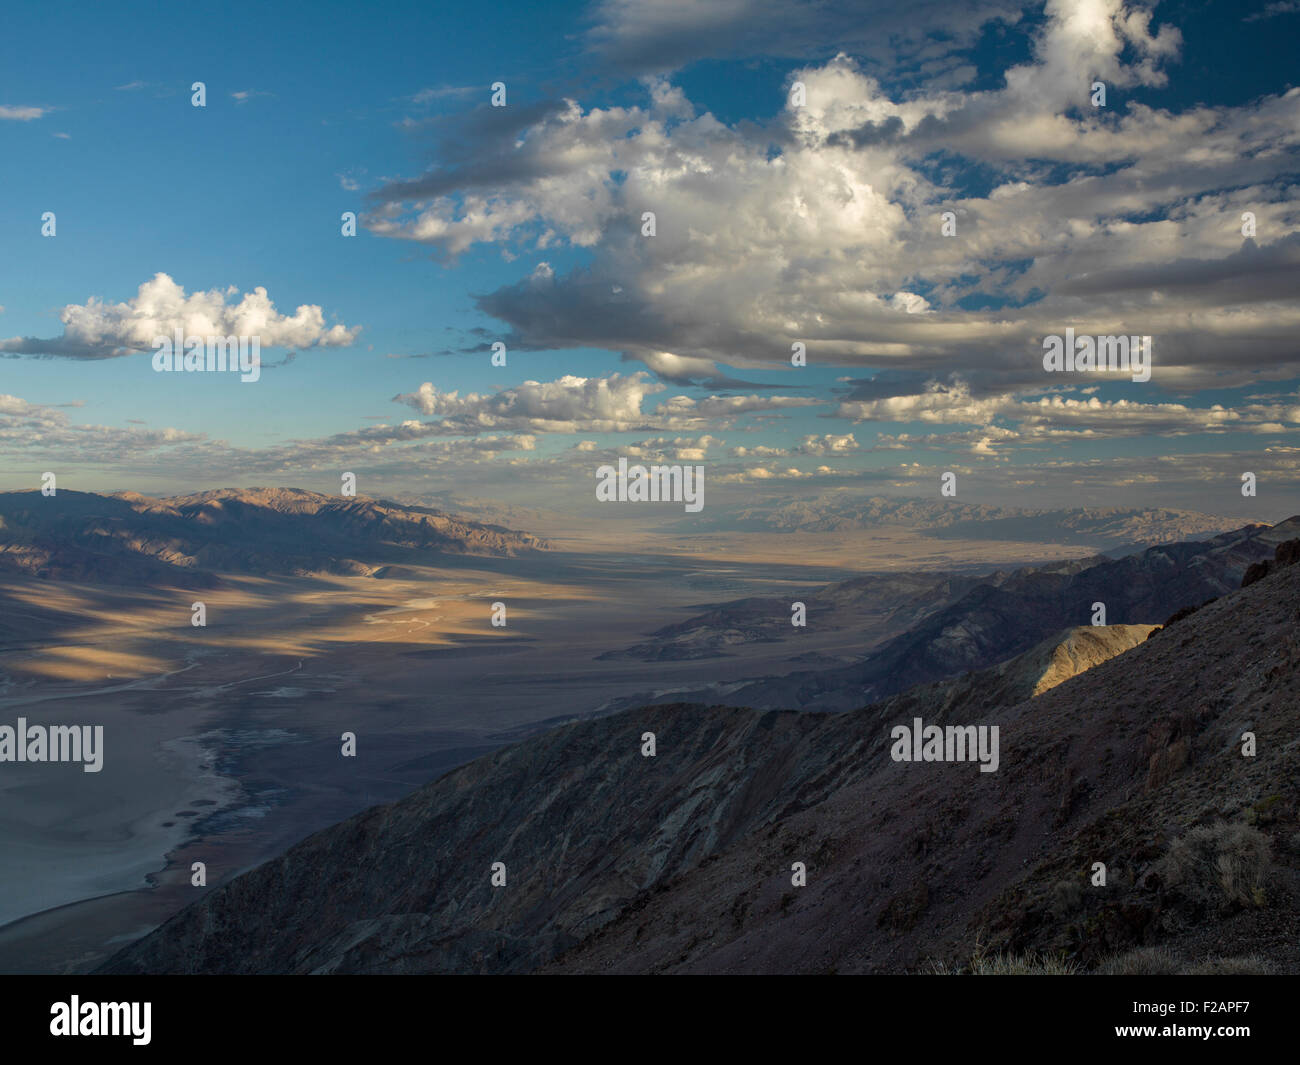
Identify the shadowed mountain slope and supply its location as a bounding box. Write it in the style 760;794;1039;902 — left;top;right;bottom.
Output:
0;487;546;585
598;570;995;662
705;517;1300;710
100;553;1300;975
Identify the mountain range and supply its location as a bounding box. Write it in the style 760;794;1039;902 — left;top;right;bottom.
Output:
670;494;1241;549
0;487;547;587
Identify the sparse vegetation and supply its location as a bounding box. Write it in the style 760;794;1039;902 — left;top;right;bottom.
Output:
966;953;1080;975
927;935;1079;974
1099;947;1272;975
1246;793;1286;826
1049;877;1084;917
1151;822;1271;912
1096;946;1181;974
932;942;1274;975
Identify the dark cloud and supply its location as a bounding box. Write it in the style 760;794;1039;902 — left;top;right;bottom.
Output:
825;114;904;148
583;0;1028;77
1057;235;1300;303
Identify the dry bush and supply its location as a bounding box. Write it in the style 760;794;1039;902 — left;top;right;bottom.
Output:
1050;878;1084;917
1152;822;1270;911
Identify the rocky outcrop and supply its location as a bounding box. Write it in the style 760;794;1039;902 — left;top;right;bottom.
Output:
1241;537;1300;587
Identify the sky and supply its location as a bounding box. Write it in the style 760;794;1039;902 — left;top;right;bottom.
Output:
1;0;1298;519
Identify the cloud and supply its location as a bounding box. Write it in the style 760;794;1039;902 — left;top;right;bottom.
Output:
393;372;663;431
392;371;818;435
0;389;546;484
0;394;204;462
0;273;361;360
836;377;1300;453
0;105;47;121
621;434;720;461
1245;1;1300;21
582;0;1026;76
365;1;1300;394
798;432;859;456
628;350;786;390
410;85;477;104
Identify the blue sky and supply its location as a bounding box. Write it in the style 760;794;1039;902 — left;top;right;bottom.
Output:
2;0;1298;517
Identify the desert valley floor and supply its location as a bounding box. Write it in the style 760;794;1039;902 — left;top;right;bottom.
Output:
0;513;1113;973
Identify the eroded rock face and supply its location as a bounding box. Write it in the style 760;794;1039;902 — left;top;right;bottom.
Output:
1242;537;1300;588
1243;561;1270;587
100;558;1300;976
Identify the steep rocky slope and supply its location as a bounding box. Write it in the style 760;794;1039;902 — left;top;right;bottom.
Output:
863;623;1156;722
100;557;1299;975
0;487;546;584
714;517;1298;710
544;559;1300;974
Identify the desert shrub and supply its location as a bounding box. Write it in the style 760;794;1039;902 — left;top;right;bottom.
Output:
1152;822;1270;912
1049;878;1084;917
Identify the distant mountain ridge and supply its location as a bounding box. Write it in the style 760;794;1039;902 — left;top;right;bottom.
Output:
0;487;547;586
672;493;1242;549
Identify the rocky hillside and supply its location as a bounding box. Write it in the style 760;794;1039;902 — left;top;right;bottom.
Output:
863;623;1156;722
0;487;546;585
686;517;1299;710
99;551;1300;974
598;570;995;662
